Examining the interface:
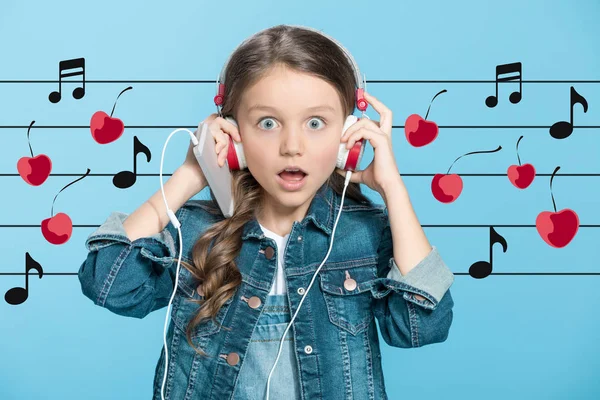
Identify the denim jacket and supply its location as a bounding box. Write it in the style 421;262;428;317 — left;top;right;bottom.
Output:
78;183;455;400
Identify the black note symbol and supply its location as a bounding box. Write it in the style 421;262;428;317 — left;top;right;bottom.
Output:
485;62;522;108
5;252;44;305
113;136;152;189
48;57;86;103
549;86;588;139
469;226;508;279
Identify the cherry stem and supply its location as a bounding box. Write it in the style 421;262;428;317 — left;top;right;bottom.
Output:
26;120;35;157
110;86;133;117
51;168;91;217
446;145;502;175
516;135;524;166
549;166;560;213
424;89;447;120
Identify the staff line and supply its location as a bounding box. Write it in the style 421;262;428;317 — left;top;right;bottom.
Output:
1;125;600;129
1;79;600;84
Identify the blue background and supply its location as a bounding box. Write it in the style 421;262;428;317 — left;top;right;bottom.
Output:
1;0;599;398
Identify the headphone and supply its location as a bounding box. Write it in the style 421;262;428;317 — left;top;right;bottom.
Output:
214;25;369;174
159;24;370;400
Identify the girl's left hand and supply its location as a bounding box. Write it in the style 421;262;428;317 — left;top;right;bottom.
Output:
335;91;400;195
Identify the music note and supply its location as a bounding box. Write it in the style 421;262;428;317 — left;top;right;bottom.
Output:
468;226;508;279
549;86;588;140
5;252;44;305
485;62;522;108
48;57;86;103
113;136;152;189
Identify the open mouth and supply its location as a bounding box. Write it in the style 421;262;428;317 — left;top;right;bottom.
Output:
276;170;308;191
277;170;307;181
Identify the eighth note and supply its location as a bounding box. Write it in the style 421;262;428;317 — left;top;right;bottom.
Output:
113;136;152;189
5;252;44;305
468;226;508;279
549;86;588;140
485;62;522;108
48;57;86;103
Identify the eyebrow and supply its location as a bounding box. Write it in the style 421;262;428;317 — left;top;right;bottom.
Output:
247;104;336;114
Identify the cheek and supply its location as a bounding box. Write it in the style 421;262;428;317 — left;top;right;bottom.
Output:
313;141;340;170
243;138;273;173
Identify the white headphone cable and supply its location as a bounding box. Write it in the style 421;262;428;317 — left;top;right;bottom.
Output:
158;128;198;400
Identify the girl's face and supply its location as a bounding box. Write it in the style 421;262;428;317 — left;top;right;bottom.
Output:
236;63;346;223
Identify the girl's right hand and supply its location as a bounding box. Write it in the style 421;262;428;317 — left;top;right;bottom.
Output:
182;113;242;180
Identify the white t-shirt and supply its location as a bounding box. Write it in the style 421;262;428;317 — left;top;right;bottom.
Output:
258;223;289;295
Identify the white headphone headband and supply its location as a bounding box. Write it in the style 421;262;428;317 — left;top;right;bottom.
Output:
213;25;368;114
217;24;364;90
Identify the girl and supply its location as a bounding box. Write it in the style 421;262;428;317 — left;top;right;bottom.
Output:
78;24;455;400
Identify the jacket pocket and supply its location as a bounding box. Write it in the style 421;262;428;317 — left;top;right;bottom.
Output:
170;276;234;340
318;265;376;335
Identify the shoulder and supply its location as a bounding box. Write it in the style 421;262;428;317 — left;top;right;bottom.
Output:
176;199;225;231
333;190;386;217
332;191;388;234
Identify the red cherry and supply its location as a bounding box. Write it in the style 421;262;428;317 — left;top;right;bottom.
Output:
41;212;73;245
90;111;124;144
17;154;52;186
432;173;463;203
41;169;91;245
507;163;535;189
17;121;52;186
507;135;536;189
90;86;132;144
404;89;446;147
535;166;579;248
405;114;439;147
536;209;579;248
431;145;502;203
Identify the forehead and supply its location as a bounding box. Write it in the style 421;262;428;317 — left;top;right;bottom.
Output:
240;65;342;114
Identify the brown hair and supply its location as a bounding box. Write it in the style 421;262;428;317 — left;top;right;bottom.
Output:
179;24;374;357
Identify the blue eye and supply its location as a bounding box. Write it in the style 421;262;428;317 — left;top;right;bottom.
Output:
257;116;327;131
258;117;277;130
307;117;326;130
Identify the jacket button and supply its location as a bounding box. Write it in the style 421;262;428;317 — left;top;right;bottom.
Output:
264;246;275;259
226;352;240;366
248;296;261;309
196;285;204;296
343;278;357;291
304;345;313;354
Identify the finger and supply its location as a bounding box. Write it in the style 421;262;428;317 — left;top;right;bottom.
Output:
341;117;380;140
363;92;392;135
217;117;242;143
210;123;231;150
202;113;219;127
218;146;226;167
344;126;380;150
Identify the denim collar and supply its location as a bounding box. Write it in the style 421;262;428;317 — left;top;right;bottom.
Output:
241;182;336;241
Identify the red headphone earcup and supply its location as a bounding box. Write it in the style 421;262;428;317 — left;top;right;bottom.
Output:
337;115;363;171
339;140;365;171
224;117;247;170
227;140;241;170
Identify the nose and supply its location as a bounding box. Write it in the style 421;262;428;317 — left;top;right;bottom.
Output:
279;125;304;156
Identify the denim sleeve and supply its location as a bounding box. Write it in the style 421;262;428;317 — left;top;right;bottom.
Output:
77;206;186;319
371;206;455;348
